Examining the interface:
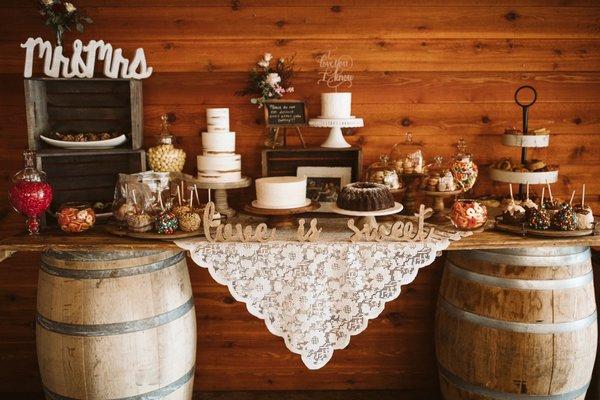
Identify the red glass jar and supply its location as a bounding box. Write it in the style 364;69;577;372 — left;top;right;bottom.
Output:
8;150;53;234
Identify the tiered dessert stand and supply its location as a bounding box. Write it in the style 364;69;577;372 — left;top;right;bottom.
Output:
489;86;558;196
195;177;252;218
309;117;364;148
331;202;404;228
244;200;320;229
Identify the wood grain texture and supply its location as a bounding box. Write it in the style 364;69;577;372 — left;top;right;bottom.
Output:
0;1;599;398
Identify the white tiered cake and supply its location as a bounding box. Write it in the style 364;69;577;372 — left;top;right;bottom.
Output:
197;108;242;183
254;176;309;209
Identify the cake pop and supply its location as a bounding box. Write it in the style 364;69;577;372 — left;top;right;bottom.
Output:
521;183;538;218
574;185;594;230
527;187;550;230
551;195;578;231
501;184;525;225
155;191;179;234
543;182;561;218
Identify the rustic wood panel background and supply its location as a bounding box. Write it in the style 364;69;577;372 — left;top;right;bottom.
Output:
0;1;599;398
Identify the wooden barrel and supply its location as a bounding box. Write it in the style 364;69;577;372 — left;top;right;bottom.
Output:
37;250;196;400
436;247;597;400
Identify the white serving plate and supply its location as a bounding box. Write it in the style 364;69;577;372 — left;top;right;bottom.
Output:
330;202;404;217
489;168;558;184
40;134;127;149
501;134;549;148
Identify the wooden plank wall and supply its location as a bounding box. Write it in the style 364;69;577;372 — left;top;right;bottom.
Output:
0;1;599;398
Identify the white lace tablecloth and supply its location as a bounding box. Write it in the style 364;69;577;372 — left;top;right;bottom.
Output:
175;216;471;369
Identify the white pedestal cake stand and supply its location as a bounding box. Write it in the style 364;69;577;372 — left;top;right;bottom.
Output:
194;177;252;218
330;202;404;228
309;117;364;148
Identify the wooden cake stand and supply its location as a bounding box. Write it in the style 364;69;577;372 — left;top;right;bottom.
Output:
244;200;320;229
422;189;462;223
400;173;425;215
330;202;404;228
194;177;252;218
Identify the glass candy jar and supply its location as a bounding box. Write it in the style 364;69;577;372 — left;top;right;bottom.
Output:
57;202;96;233
148;114;186;172
422;156;458;192
8;150;53;234
365;155;402;190
389;132;425;175
451;138;478;192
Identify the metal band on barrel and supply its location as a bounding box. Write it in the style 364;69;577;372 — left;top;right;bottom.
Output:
41;250;175;262
455;247;591;267
439;297;597;334
445;260;594;290
43;366;195;400
37;297;194;337
40;251;185;279
438;364;590;400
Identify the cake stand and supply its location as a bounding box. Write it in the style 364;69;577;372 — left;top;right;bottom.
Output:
308;117;364;148
422;189;462;224
330;202;404;228
244;200;320;229
194;177;252;218
400;172;425;215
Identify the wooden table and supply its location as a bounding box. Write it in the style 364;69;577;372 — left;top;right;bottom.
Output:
1;223;599;260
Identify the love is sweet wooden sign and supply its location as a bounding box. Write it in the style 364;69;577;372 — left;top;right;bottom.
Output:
21;37;153;79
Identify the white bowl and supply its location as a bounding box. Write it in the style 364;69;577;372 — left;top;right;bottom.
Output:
40;134;127;149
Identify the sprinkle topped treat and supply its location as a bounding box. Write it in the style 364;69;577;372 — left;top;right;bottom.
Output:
156;211;179;234
528;208;551;230
551;203;578;231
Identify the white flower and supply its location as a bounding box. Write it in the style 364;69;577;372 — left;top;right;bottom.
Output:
257;59;269;68
286;87;294;93
263;53;273;62
265;72;281;87
64;2;76;12
41;0;54;5
279;58;285;63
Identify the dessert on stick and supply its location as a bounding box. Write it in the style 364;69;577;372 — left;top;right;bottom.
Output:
574;184;594;230
501;184;526;225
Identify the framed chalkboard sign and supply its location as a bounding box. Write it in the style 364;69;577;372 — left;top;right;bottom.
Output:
264;100;307;128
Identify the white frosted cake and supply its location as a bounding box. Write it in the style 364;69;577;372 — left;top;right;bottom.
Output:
254;176;308;209
197;108;242;183
319;92;352;119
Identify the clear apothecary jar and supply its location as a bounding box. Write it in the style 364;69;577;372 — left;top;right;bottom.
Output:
365;155;402;190
147;114;186;172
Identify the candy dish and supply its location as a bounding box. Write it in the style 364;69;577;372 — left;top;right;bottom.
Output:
40;134;127;149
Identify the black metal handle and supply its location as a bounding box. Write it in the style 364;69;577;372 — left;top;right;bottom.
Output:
514;85;537;108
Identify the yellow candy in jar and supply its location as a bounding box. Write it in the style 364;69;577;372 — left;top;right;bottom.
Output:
148;114;187;173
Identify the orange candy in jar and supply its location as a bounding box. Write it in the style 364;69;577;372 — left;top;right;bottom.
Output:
450;199;487;230
57;202;96;233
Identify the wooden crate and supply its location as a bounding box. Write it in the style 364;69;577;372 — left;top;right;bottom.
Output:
37;149;146;225
24;78;143;152
261;147;363;180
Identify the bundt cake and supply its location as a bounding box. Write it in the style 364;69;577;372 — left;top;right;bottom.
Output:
336;182;395;211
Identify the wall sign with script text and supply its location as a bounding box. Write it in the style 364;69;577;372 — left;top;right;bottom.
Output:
316;50;354;90
264;100;307;127
21;37;153;79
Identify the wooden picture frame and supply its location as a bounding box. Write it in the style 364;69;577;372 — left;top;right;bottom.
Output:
297;166;352;212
